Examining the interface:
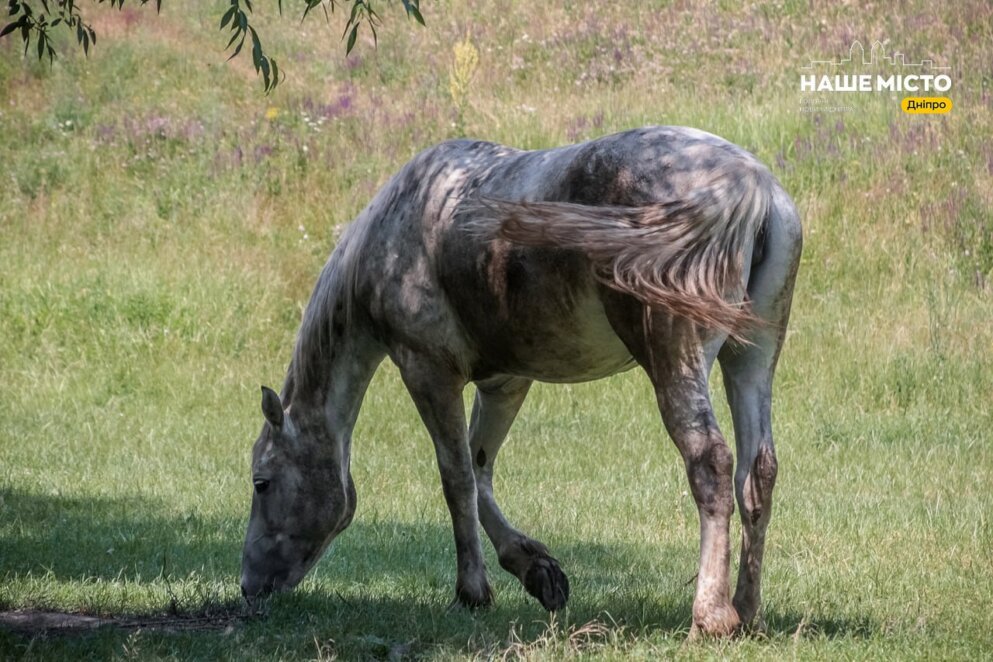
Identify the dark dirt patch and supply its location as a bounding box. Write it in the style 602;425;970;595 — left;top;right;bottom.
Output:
0;609;242;637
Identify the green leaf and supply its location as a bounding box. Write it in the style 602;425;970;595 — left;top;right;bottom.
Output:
260;56;270;90
252;42;265;73
408;5;424;26
302;0;322;20
348;0;363;24
225;29;241;50
345;23;357;54
229;35;246;60
219;6;236;30
0;19;22;38
249;27;262;73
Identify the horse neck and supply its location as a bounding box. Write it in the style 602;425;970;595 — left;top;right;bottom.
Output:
287;264;384;451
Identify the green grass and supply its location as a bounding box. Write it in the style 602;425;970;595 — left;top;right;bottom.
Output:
2;0;992;659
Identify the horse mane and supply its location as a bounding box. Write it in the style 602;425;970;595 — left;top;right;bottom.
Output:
285;205;378;403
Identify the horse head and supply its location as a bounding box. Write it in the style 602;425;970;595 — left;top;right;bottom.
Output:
240;386;356;602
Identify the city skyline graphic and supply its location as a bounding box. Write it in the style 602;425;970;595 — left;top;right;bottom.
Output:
802;40;950;71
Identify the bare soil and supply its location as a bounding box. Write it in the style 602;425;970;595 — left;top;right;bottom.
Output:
0;609;241;636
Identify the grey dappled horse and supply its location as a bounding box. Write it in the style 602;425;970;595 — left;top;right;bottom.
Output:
240;126;802;637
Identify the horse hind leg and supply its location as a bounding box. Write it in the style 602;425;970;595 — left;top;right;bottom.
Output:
719;343;778;631
468;377;570;611
647;325;740;637
718;188;801;629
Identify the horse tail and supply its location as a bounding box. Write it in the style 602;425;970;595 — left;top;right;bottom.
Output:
478;162;774;337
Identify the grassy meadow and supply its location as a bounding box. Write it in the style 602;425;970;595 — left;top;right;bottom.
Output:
1;0;992;658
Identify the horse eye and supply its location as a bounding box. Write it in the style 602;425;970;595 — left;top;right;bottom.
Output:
253;479;270;494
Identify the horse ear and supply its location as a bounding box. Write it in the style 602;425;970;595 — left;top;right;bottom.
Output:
260;386;284;430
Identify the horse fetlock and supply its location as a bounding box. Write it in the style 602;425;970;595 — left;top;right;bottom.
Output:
498;537;569;611
497;536;546;572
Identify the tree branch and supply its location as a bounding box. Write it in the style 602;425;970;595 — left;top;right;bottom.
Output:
0;1;425;93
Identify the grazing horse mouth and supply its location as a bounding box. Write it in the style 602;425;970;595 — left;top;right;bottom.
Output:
240;538;333;604
241;573;283;603
240;557;303;601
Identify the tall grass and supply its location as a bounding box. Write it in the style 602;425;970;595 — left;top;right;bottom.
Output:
1;0;991;658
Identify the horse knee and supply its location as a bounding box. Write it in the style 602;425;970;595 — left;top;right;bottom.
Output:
686;441;735;518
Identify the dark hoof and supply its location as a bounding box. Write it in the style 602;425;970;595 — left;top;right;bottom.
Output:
732;594;759;630
523;554;570;611
454;579;494;610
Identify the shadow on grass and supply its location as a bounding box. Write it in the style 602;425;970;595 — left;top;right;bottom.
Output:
0;597;878;660
0;488;876;658
763;610;876;640
0;488;241;582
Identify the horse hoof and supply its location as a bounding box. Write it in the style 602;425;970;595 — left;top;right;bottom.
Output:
523;554;570;611
732;594;759;630
454;578;494;610
689;602;741;639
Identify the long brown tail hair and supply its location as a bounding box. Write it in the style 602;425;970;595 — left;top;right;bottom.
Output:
477;163;772;336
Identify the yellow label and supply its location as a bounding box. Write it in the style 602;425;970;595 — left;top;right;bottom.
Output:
902;97;952;114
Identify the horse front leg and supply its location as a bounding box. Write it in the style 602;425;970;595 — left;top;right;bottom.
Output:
469;377;569;611
398;357;492;608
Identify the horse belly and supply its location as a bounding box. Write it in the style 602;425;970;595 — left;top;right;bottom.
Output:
482;289;636;384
